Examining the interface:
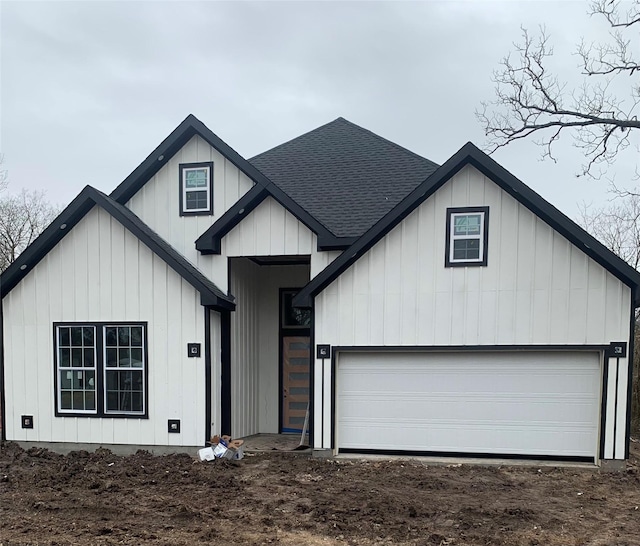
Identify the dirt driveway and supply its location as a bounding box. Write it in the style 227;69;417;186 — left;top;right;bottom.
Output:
0;441;639;545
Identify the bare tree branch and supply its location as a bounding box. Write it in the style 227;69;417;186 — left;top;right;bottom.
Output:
578;195;640;269
477;1;640;177
0;154;8;194
591;0;640;28
0;189;60;272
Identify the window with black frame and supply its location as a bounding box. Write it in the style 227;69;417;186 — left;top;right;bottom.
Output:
54;323;147;417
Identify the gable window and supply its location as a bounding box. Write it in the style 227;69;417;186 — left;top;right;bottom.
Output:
445;207;489;267
179;162;213;216
55;323;148;417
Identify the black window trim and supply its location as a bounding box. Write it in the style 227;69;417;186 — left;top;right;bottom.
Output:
53;321;149;419
445;206;489;268
179;161;214;216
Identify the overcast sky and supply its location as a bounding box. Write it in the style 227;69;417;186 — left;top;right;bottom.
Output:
1;0;638;221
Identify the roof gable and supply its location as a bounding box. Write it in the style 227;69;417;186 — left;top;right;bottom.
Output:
110;114;268;205
111;114;344;252
250;117;439;238
1;186;234;310
294;142;640;308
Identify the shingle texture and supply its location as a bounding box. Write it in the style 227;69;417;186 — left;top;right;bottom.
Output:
250;118;439;238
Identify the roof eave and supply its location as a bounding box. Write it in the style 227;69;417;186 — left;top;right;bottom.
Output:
110;114;273;206
1;186;234;312
293;142;640;308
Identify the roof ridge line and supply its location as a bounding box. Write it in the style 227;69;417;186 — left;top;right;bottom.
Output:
248;117;345;162
337;117;440;168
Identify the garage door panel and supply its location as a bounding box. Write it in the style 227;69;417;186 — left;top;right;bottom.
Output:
341;397;597;424
337;351;600;458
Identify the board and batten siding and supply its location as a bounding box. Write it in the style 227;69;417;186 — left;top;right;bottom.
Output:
126;134;254;293
128;145;340;291
229;259;310;437
313;165;632;456
229;259;260;438
224;197;313;257
2;206;208;447
223;196;340;280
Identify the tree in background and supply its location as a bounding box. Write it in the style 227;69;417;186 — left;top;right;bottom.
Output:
578;193;640;270
477;0;639;178
0;159;60;273
579;198;640;432
0;156;7;193
480;0;640;432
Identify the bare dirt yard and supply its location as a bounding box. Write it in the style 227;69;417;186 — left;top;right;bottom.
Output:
1;441;639;546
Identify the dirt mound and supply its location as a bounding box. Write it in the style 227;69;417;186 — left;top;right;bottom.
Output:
1;441;639;545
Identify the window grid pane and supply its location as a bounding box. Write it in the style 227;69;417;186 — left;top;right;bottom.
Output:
57;326;96;413
453;239;480;260
104;325;145;414
185;190;208;210
185;169;208;188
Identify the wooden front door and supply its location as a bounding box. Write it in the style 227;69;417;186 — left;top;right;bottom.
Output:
282;336;310;433
280;289;311;433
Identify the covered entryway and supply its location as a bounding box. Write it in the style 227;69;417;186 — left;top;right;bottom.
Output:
336;350;601;460
227;257;311;440
280;289;311;433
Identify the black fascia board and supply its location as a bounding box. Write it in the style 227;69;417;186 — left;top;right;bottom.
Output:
195;185;269;254
195;184;355;254
0;187;96;298
90;188;235;311
110;114;273;205
316;235;359;251
183;120;341;246
0;186;235;311
260;179;340;245
193;178;341;254
108;113;340;251
293;141;640;308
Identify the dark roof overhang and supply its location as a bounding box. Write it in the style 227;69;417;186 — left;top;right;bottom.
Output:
294;142;640;308
1;186;234;311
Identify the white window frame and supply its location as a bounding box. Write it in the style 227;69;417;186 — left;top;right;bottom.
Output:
446;207;489;267
55;325;98;415
53;322;147;418
103;325;146;416
180;162;213;215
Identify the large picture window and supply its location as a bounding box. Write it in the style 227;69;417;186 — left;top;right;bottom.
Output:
55;323;148;417
445;207;489;267
179;162;213;215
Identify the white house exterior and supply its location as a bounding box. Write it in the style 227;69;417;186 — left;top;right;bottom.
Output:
1;115;638;465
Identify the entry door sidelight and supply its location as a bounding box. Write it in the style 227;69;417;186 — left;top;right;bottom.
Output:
280;289;311;434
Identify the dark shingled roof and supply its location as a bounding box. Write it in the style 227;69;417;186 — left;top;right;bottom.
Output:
249;118;439;238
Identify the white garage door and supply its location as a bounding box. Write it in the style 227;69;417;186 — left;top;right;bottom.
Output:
337;351;601;459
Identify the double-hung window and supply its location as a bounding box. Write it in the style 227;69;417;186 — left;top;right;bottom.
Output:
445;207;489;267
179;162;213;215
55;323;147;417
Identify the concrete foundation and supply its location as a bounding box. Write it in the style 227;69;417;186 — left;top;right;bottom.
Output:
14;441;201;457
600;459;627;472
